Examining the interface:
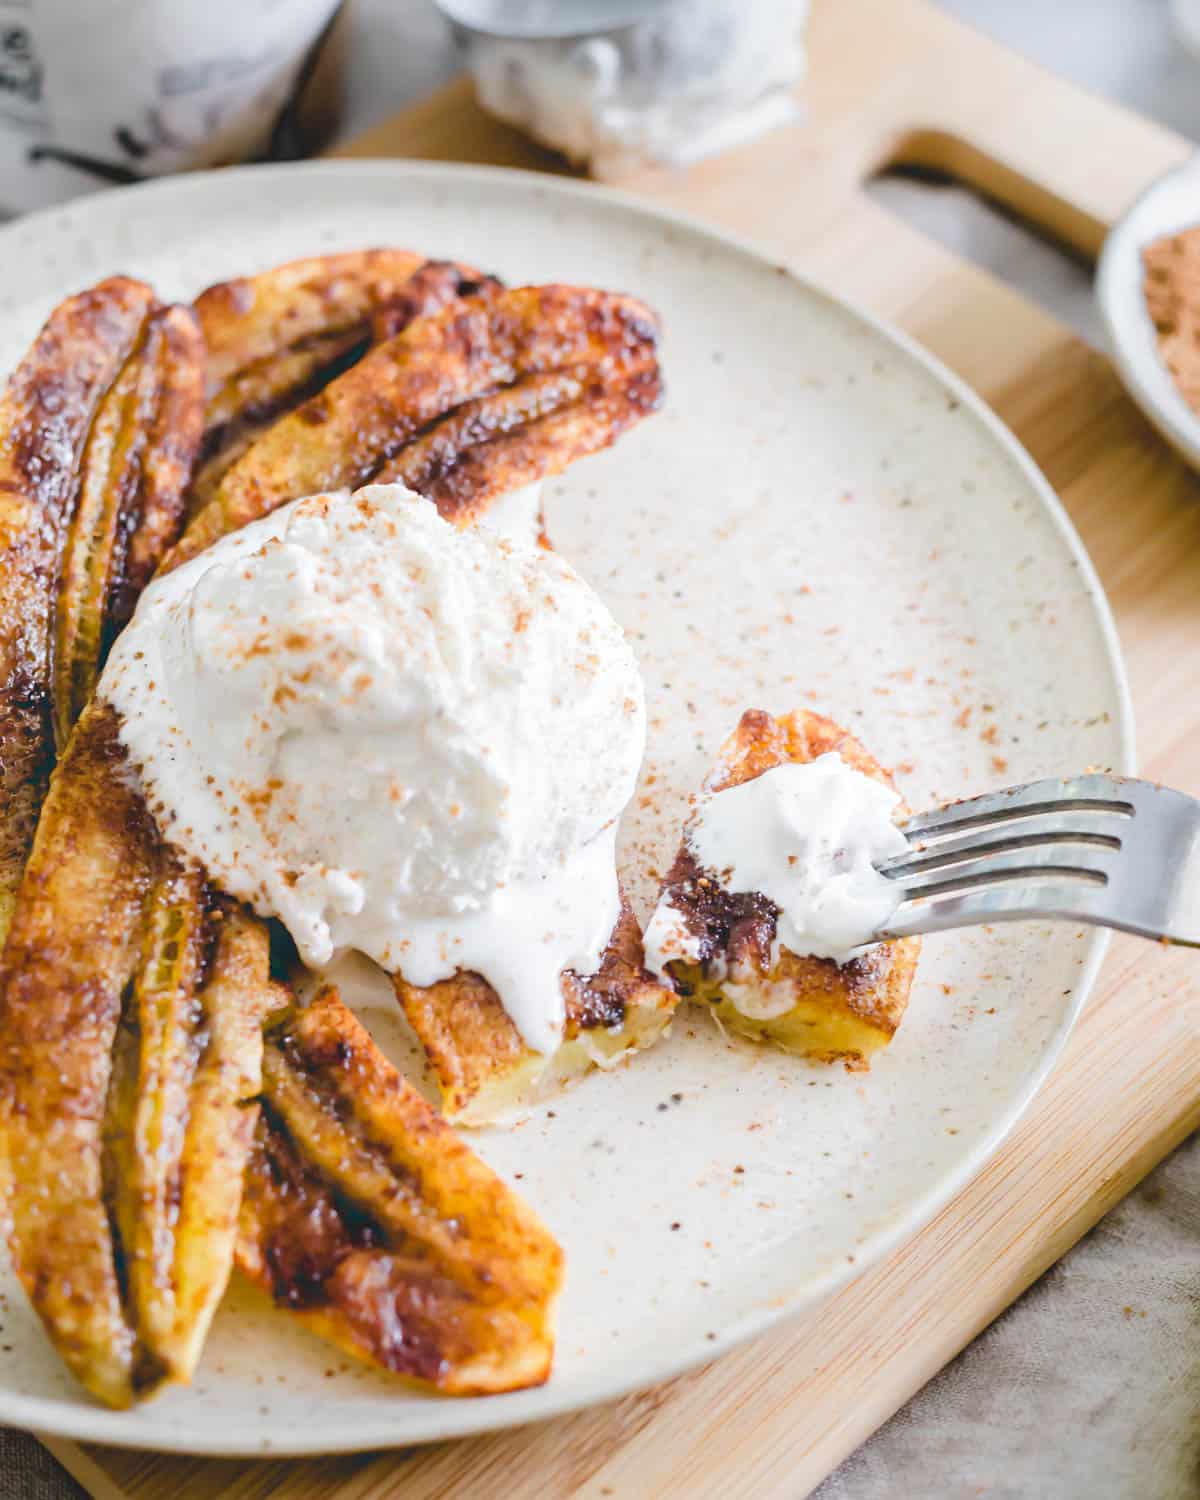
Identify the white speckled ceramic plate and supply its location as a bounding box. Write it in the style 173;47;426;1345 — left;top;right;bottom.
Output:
0;161;1131;1455
1097;153;1200;472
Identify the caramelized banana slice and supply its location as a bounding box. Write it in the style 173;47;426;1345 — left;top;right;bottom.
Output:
238;985;563;1394
0;704;157;1405
377;363;662;528
0;276;156;937
190;254;498;515
652;710;921;1068
165;284;661;572
105;862;210;1374
53;303;204;747
394;899;678;1126
165;904;284;1374
114;305;207;618
0;703;280;1406
203;327;362;436
197;249;431;392
107;877;280;1387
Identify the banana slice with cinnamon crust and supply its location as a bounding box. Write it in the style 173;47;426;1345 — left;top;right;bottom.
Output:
199;249;442;391
238;985;563;1393
191;252;499;515
394;898;677;1126
54;302;204;743
651;709;920;1068
0;277;151;933
0;703;284;1407
165;283;661;572
0;279;203;940
377;364;660;529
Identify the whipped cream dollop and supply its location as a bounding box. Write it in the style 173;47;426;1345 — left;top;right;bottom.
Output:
100;482;645;1055
644;752;907;977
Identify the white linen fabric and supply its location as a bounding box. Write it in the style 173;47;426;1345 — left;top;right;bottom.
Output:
816;1133;1200;1500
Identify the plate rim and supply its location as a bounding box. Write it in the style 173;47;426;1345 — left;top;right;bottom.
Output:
0;156;1134;1455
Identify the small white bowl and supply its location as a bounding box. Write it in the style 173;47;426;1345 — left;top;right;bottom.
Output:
1097;153;1200;470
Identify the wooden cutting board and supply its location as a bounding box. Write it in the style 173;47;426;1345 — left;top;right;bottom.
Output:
47;0;1200;1494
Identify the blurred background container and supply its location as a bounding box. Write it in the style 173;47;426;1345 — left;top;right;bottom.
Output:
434;0;809;178
0;0;343;216
0;0;813;214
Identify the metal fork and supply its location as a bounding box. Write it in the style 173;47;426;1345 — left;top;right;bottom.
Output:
875;774;1200;946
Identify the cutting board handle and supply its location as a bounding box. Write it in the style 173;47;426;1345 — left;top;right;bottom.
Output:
813;0;1191;259
890;129;1136;263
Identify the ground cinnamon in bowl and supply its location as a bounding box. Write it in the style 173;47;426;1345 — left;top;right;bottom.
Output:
1143;227;1200;412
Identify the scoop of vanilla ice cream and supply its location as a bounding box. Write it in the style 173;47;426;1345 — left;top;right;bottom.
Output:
100;483;645;1052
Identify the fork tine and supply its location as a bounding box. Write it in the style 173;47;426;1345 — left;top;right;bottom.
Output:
879;811;1125;880
888;843;1115;898
902;774;1134;842
879;881;1114;941
882;775;1200;948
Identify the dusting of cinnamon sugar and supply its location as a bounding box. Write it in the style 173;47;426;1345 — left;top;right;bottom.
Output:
1144;227;1200;411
